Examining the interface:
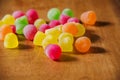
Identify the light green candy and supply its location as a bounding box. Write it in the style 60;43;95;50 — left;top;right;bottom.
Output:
15;16;28;34
34;19;46;28
47;8;61;20
4;33;18;48
62;8;74;17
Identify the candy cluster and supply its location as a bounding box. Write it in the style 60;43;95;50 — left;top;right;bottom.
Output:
0;8;97;61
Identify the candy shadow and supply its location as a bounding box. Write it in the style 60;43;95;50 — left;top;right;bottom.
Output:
18;44;33;50
17;35;26;41
95;21;113;27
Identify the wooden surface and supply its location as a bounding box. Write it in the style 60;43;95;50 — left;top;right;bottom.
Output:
0;0;120;80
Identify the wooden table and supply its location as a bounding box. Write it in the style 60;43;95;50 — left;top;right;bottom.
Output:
0;0;120;80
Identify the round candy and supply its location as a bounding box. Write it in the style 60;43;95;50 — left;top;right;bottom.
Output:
62;8;74;17
0;21;4;27
15;16;28;34
4;33;18;48
26;9;39;24
67;17;79;23
2;14;15;25
49;20;60;28
39;24;50;33
45;44;62;60
47;8;61;20
34;18;46;28
62;22;78;36
75;37;91;53
80;11;96;25
23;24;37;40
59;14;70;24
10;25;16;33
12;10;25;19
0;25;13;40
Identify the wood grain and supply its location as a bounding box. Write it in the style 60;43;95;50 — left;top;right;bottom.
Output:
0;0;120;80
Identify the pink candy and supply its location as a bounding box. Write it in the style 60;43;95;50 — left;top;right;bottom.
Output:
45;44;62;60
23;24;37;40
60;14;70;24
39;24;50;33
12;10;25;19
49;20;60;28
67;17;79;23
10;25;16;33
26;9;39;24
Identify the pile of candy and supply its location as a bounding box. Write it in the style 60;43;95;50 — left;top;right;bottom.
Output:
0;8;96;61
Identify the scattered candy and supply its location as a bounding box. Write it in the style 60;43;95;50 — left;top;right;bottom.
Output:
4;33;18;48
12;10;25;19
39;24;50;33
49;20;60;28
62;8;74;17
45;44;62;60
34;18;46;28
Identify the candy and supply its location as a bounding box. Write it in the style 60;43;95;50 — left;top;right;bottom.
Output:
34;19;46;28
80;11;96;25
26;9;39;24
59;14;70;24
62;8;74;17
10;25;16;33
49;20;60;28
33;31;46;46
75;37;91;53
62;22;78;36
4;33;18;48
12;10;25;19
45;44;61;60
2;14;15;25
23;24;37;40
15;16;28;34
58;33;74;52
0;25;13;40
38;24;50;33
75;23;85;37
47;8;61;20
67;17;79;23
0;21;4;27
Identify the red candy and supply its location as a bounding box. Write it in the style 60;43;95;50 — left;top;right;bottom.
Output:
49;20;60;28
60;14;70;24
26;9;39;24
39;24;50;33
12;10;25;19
10;25;16;33
23;24;37;40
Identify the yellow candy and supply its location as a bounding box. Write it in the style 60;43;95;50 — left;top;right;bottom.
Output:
33;31;46;46
0;21;4;27
2;14;15;25
4;33;18;48
34;19;46;28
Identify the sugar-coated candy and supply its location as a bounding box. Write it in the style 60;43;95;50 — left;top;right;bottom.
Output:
80;11;96;25
67;17;79;23
2;14;15;25
49;20;60;28
62;22;78;36
0;21;4;27
12;10;25;19
15;16;28;34
47;8;61;20
26;9;39;24
45;44;62;60
4;33;18;48
39;24;50;33
33;31;46;46
59;14;70;24
75;23;85;37
10;25;16;33
34;19;46;28
62;8;74;17
75;36;91;53
23;24;37;40
0;25;13;40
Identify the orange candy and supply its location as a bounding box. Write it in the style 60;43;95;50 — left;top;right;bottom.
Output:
80;11;96;25
75;36;91;53
62;22;78;36
0;25;13;40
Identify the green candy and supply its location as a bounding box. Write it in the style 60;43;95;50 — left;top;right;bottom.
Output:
62;8;74;17
15;16;28;34
47;8;60;20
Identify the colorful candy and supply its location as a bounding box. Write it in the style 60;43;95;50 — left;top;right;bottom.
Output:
80;11;96;25
34;18;46;28
67;17;79;23
26;9;39;24
49;20;60;28
59;14;70;24
62;8;74;17
12;10;25;19
45;44;62;60
75;37;91;53
4;33;18;48
47;8;61;20
23;24;37;40
39;24;50;33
